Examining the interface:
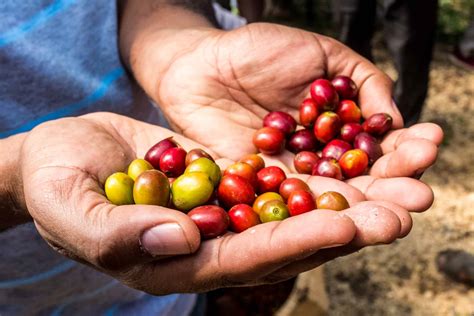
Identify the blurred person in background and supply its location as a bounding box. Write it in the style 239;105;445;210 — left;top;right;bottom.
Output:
267;0;295;19
215;0;265;23
332;0;439;126
237;0;265;23
449;18;474;70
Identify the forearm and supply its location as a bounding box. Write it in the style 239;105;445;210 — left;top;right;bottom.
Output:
119;0;217;74
0;134;29;230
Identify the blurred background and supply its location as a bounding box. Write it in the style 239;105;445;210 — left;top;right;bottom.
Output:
208;1;474;315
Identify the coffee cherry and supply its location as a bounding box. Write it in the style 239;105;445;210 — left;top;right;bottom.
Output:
172;172;214;212
287;129;318;153
313;111;342;143
354;132;383;164
185;157;221;187
310;79;339;111
127;158;154;181
322;139;352;161
228;204;261;233
336;100;361;124
253;192;284;214
287;190;316;216
239;154;265;172
256;166;287;194
299;98;319;127
133;170;170;206
312;158;343;180
279;178;310;201
340;123;363;143
145;137;179;169
294;151;320;174
362;113;393;136
224;162;258;189
185;148;214;166
217;175;256;208
105;172;134;205
316;191;349;211
159;147;187;178
188;205;229;239
253;127;286;155
263;111;297;136
331;76;358;100
339;149;369;178
259;200;290;223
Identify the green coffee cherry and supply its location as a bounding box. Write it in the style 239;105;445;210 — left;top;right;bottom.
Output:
105;172;134;205
128;158;154;181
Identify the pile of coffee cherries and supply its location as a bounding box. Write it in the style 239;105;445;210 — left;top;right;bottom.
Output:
253;76;393;180
104;138;349;239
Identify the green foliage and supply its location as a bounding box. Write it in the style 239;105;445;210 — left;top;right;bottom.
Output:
438;0;474;40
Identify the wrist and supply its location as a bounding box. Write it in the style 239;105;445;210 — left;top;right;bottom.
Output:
119;1;217;68
0;134;29;230
119;1;222;99
128;27;221;98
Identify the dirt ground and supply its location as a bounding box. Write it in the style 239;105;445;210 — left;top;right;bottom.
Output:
280;45;474;316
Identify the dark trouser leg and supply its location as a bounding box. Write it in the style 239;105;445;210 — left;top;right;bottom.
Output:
238;0;265;23
383;0;438;126
459;19;474;58
332;0;377;61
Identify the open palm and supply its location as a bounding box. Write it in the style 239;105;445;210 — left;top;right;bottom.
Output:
139;23;405;159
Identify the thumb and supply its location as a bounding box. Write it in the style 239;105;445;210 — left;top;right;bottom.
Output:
88;204;201;271
32;198;201;272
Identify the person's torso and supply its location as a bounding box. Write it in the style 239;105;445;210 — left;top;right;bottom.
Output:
0;1;194;315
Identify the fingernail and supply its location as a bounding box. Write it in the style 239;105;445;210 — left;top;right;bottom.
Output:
141;223;191;256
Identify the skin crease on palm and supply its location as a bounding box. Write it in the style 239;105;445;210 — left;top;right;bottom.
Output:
20;110;441;294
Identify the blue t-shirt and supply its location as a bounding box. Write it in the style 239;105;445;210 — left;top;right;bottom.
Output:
0;1;195;315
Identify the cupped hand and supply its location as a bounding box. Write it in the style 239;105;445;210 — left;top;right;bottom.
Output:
133;22;442;188
133;23;405;160
20;112;417;294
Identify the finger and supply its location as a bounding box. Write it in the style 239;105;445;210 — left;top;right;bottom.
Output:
135;210;357;293
268;244;361;281
340;201;401;246
291;174;366;204
370;138;439;178
317;35;403;128
380;123;444;153
260;201;404;281
347;176;434;212
372;201;413;238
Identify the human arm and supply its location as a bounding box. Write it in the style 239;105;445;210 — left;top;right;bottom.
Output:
0;134;29;230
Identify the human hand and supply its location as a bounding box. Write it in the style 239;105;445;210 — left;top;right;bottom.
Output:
18;112;418;294
131;21;443;206
131;22;406;160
